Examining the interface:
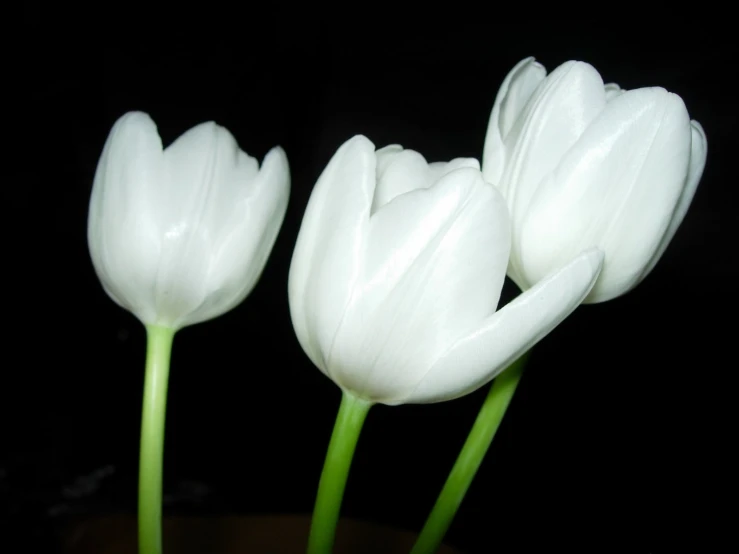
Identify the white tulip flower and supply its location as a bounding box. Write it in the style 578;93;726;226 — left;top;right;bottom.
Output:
483;57;707;303
288;135;603;405
88;111;290;330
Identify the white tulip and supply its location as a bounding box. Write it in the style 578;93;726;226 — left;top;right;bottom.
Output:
483;57;707;303
88;111;290;330
288;135;603;405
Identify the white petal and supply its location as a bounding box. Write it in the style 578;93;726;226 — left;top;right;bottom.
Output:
501;61;607;225
159;122;258;235
482;57;547;188
517;88;692;302
402;249;604;405
288;135;376;374
371;149;430;212
427;157;481;185
638;119;707;282
604;82;625;101
182;146;291;327
497;59;547;141
327;169;510;403
375;144;404;179
149;122;257;326
87;111;164;324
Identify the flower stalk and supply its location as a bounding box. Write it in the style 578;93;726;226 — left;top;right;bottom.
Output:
307;391;372;554
411;352;530;554
138;325;176;554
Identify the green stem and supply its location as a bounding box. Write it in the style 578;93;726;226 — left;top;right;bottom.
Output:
307;390;372;554
138;325;176;554
410;352;530;554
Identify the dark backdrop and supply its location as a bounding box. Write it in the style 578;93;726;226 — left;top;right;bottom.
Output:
6;19;735;553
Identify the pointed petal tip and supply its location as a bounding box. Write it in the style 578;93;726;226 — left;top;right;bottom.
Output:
505;56;547;82
260;145;291;189
448;156;481;171
530;247;604;299
515;55;541;68
689;119;708;174
194;119;228;137
376;144;404;155
691;119;706;134
168;120;221;147
402;248;604;405
117;110;153;123
604;82;624;100
547;60;604;86
691;119;707;146
112;111;158;134
264;144;289;165
345;134;376;151
434;165;491;197
330;135;378;166
582;247;605;273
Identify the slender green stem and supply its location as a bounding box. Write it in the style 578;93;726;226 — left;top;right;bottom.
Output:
307;390;372;554
138;325;176;554
410;352;530;554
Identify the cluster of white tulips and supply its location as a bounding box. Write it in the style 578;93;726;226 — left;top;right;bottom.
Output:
87;57;706;554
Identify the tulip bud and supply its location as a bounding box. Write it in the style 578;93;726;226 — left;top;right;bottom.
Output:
483;57;707;303
288;135;603;405
88;111;290;330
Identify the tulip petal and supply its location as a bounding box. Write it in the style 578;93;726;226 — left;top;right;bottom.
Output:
371;149;431;212
327;169;510;403
87;112;164;324
498;59;547;141
483;57;546;188
500;61;607;230
517;88;692;302
372;147;480;212
639;120;707;281
149;122;256;327
185;146;291;326
375;144;404;181
288;135;376;374
427;157;481;185
160;122;259;235
604;82;624;101
402;249;603;405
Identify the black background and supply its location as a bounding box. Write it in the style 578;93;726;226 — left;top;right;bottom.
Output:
7;18;736;553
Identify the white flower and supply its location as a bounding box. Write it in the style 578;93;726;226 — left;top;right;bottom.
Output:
483;57;707;303
288;135;603;405
88;111;290;330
